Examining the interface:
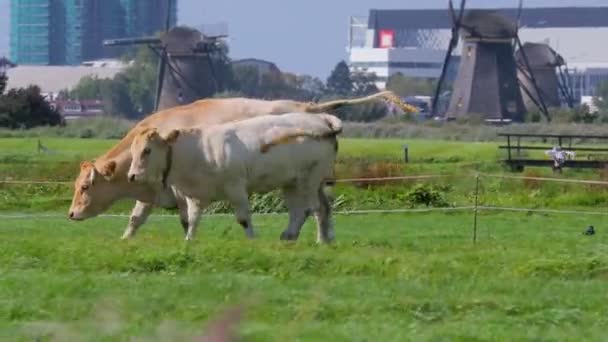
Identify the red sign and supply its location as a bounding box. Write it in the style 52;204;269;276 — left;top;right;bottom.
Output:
379;30;394;48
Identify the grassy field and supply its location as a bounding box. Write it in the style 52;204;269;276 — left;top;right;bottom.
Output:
1;137;607;213
0;137;501;163
1;211;608;341
2;136;608;340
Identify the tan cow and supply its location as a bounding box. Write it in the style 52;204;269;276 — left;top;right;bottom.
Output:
68;91;415;239
127;113;342;242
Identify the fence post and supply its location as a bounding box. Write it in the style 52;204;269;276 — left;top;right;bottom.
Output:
473;174;480;244
403;144;409;163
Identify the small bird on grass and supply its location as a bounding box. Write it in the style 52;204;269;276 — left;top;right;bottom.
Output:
584;226;595;236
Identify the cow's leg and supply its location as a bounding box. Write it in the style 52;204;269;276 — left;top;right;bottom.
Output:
121;201;154;239
281;187;312;241
225;184;255;239
175;194;190;236
234;198;255;239
184;197;203;241
313;185;335;244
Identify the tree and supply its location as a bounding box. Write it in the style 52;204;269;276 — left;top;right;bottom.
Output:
56;89;71;100
296;74;326;99
326;61;353;96
594;80;608;111
71;46;154;118
101;74;137;118
386;73;437;97
0;85;64;128
280;73;326;101
0;73;7;95
233;65;262;97
259;71;289;99
351;71;379;96
71;75;137;118
208;42;237;92
122;46;157;116
71;75;104;100
232;65;323;101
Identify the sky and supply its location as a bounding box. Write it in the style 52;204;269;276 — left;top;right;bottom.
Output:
2;0;608;77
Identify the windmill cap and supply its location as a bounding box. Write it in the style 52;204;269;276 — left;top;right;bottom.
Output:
516;42;565;67
460;10;518;39
161;26;204;53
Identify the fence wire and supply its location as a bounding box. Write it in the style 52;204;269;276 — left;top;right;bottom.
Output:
0;207;478;219
0;174;606;221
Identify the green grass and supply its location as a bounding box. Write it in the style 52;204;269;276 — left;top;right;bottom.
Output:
0;137;114;159
2;136;608;340
339;138;499;161
2;137;608;213
1;211;608;341
0;137;501;163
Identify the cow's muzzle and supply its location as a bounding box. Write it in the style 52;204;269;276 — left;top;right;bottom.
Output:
68;211;83;221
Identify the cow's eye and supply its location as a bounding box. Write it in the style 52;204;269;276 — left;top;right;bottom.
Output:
143;148;151;155
81;185;89;191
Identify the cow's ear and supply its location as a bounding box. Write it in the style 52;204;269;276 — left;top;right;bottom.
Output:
100;160;117;180
164;130;180;144
80;161;94;170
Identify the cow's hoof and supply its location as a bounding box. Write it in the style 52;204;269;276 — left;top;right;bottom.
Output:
280;231;298;241
316;238;334;244
244;228;255;239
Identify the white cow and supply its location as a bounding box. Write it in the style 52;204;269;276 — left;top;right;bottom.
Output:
127;112;342;243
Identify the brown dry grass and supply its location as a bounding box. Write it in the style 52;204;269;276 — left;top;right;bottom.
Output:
522;169;544;190
335;160;405;187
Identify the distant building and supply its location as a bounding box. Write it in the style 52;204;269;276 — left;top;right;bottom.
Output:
50;99;105;120
349;6;608;95
5;61;128;99
10;0;177;65
567;63;608;101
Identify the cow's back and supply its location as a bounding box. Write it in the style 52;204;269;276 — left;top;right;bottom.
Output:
96;99;308;171
197;113;340;193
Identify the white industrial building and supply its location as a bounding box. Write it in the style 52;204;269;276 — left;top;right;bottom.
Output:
348;7;608;101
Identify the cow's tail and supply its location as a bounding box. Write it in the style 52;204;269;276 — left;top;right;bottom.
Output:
260;115;343;153
304;90;419;114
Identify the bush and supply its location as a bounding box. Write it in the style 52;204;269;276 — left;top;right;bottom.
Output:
318;94;388;122
79;128;95;139
213;90;246;99
405;183;450;207
552;105;597;124
526;110;543;123
0;85;64;129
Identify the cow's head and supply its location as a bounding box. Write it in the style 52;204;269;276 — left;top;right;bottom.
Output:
68;160;117;220
128;128;180;186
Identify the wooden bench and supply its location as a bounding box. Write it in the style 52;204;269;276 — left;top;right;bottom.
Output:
498;133;608;172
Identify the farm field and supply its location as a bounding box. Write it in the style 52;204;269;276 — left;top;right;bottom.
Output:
1;212;608;341
2;137;608;213
1;136;608;340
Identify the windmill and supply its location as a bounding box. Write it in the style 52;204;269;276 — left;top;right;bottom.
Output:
103;0;226;112
431;0;552;122
515;42;574;112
